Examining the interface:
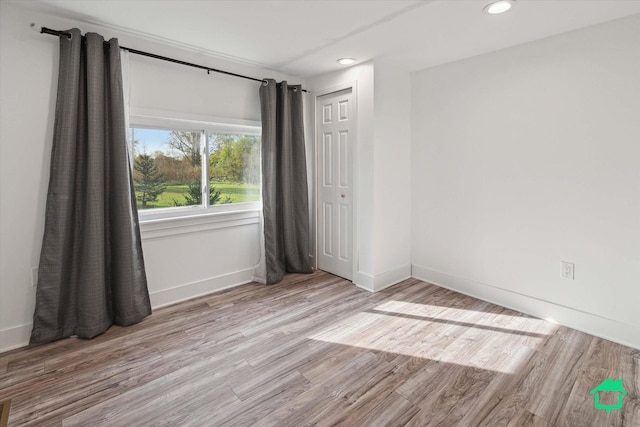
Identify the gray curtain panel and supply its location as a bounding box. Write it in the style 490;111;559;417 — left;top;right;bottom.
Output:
30;29;151;344
260;79;313;284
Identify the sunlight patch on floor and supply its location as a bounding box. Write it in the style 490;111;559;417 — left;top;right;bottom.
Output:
309;300;559;374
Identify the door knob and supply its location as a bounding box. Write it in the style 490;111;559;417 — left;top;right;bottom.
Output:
341;194;346;198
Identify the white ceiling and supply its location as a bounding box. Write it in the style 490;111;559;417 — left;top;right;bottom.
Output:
23;0;640;78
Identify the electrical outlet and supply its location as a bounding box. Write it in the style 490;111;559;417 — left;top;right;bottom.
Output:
561;261;574;280
31;267;38;287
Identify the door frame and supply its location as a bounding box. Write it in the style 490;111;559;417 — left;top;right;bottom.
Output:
313;81;358;282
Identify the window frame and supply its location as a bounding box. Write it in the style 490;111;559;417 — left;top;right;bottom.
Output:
129;114;262;227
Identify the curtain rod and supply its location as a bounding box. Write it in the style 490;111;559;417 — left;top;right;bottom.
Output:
40;26;308;93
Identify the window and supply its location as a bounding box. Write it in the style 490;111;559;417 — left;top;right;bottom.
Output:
129;116;261;221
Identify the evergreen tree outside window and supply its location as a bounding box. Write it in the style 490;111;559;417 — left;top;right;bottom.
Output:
133;154;166;208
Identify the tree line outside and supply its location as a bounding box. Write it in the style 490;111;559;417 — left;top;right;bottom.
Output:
132;129;260;209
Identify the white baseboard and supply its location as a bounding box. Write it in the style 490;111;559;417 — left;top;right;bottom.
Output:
354;264;412;293
372;264;412;292
0;268;256;353
353;271;374;292
149;267;255;308
0;323;32;353
412;264;640;350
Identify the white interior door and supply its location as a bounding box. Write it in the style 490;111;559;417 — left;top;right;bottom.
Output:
317;88;354;281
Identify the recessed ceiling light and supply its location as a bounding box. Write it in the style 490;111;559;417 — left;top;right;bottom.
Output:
337;58;356;66
484;0;515;15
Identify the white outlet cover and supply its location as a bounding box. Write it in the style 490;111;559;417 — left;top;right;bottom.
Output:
31;267;39;287
561;261;574;279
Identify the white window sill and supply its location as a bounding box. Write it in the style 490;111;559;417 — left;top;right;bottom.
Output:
139;205;261;239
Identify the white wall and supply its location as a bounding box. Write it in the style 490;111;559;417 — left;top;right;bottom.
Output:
372;62;411;283
306;61;412;291
303;93;317;265
0;2;298;352
411;15;640;349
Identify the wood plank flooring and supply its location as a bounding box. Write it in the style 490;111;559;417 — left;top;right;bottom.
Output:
0;271;638;426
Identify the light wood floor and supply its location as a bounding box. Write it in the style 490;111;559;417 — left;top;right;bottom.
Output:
1;271;638;426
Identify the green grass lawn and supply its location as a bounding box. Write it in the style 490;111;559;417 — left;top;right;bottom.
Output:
137;182;260;209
